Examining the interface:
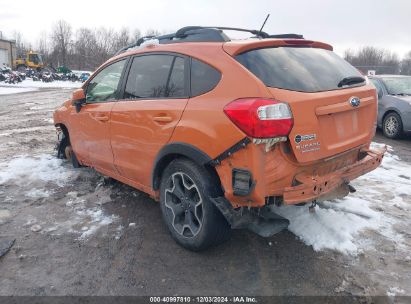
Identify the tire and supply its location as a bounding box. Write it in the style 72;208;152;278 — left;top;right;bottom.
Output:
383;112;403;139
68;147;81;168
57;133;81;168
57;134;69;159
159;158;231;251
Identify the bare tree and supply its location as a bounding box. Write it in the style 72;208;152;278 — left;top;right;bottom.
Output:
131;29;142;43
72;26;132;70
12;31;32;57
94;27;117;65
29;20;166;70
400;51;411;75
145;28;162;37
51;20;72;66
344;46;400;74
36;31;49;64
114;27;130;50
73;27;98;70
18;21;411;75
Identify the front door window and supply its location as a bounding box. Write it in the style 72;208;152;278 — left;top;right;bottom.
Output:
86;59;126;103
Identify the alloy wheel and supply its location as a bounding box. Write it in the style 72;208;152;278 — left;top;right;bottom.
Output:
164;172;203;238
385;116;399;137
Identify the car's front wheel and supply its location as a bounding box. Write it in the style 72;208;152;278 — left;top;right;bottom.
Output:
57;132;81;168
159;159;231;251
383;112;403;139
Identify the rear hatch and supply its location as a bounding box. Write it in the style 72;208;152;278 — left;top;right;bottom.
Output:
230;42;377;163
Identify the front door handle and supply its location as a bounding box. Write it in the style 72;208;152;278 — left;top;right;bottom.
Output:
94;115;109;122
153;116;173;123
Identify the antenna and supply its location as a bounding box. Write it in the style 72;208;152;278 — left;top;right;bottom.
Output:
259;14;270;37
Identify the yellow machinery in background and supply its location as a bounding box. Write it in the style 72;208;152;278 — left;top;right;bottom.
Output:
13;51;45;71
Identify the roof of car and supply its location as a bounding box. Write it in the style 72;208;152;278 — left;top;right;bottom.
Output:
99;27;334;73
113;26;332;58
111;37;333;62
116;26;305;54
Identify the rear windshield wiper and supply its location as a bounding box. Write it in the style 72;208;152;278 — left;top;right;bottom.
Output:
337;76;365;88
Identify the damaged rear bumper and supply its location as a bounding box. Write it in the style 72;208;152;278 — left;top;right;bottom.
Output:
283;146;387;205
211;197;289;237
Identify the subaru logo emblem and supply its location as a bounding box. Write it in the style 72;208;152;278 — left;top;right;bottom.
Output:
349;97;361;107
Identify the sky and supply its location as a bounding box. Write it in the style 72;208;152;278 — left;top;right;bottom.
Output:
0;0;410;58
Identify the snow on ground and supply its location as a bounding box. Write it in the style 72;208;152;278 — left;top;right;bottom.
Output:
274;198;383;253
25;188;50;199
0;79;81;94
0;154;120;240
0;86;39;95
387;286;405;297
76;208;116;240
53;187;120;240
0;154;75;187
273;143;410;255
0;126;54;138
0;144;408;253
72;70;93;76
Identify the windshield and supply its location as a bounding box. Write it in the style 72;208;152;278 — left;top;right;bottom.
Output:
236;47;364;93
28;54;43;64
381;77;411;95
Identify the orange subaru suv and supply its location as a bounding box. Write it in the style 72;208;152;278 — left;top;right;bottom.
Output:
54;26;386;251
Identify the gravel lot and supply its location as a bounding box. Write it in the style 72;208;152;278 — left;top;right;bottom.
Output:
0;88;410;300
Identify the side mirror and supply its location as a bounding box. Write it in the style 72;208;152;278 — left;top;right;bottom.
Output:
377;90;383;99
72;89;86;113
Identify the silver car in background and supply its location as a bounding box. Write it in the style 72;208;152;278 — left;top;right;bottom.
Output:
370;75;411;139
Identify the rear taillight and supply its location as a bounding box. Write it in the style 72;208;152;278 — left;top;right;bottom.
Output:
223;98;293;139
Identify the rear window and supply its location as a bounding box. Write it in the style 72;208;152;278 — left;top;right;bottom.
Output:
236;47;364;93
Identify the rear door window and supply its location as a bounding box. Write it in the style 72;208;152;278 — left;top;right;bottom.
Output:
167;57;185;97
190;59;221;96
236;47;364;93
124;54;186;99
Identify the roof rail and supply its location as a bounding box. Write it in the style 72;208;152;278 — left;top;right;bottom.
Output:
175;26;269;38
115;26;305;55
115;36;154;55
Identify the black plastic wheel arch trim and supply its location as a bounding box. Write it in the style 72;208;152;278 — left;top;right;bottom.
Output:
151;142;212;190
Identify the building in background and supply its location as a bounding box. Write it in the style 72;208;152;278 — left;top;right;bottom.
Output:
0;32;17;67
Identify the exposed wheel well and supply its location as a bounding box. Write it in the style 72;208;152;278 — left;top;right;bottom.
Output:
56;123;69;140
152;153;224;196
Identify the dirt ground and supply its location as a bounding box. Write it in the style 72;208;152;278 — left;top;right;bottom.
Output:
0;88;410;300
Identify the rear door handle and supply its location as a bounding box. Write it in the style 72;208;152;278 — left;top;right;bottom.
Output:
153;116;173;123
94;115;109;122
